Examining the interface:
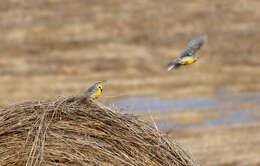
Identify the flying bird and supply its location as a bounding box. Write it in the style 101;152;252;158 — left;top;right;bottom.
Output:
167;34;207;71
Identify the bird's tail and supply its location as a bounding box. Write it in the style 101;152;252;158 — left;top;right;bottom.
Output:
65;96;78;102
167;62;181;71
66;95;90;103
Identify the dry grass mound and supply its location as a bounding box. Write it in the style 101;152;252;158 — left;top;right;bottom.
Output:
0;97;199;166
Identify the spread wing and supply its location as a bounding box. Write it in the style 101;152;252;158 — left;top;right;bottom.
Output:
179;34;207;58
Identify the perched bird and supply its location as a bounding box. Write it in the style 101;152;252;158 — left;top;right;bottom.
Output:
66;80;106;102
167;34;207;71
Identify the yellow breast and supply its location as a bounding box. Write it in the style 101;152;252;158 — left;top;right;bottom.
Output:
94;88;102;99
187;58;196;64
180;57;197;65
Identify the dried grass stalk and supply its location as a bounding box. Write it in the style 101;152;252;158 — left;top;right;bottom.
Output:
0;97;199;166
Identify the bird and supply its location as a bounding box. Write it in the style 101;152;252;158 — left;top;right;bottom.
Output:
167;34;207;71
66;80;106;102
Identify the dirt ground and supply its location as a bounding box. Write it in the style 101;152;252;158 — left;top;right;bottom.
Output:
1;0;260;165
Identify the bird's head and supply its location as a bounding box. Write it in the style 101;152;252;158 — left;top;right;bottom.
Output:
97;80;107;92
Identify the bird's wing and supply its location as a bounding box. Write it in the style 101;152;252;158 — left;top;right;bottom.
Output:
81;83;98;97
179;34;207;58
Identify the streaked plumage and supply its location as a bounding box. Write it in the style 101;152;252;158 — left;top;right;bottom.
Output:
82;80;106;99
168;34;207;71
66;80;106;102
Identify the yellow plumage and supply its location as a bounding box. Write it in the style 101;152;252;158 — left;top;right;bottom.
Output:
93;82;103;99
187;58;196;64
94;87;102;99
179;57;197;65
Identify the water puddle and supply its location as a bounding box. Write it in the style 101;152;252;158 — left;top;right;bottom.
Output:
110;97;220;113
156;110;257;130
108;94;260;129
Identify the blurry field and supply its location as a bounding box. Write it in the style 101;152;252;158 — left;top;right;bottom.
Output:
169;123;260;166
0;0;260;165
1;0;260;105
138;100;260;165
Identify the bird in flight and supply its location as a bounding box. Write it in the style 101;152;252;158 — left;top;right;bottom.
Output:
167;34;207;71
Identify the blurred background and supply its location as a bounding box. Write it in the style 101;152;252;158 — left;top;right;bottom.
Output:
1;0;260;165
